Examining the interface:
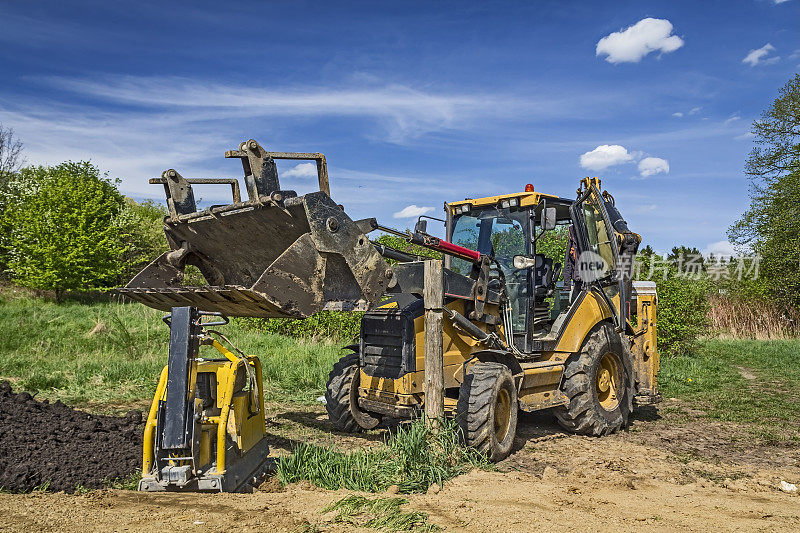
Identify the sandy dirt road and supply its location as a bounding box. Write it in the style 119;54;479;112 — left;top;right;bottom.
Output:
1;400;798;532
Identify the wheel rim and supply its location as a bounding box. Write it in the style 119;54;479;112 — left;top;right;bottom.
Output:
596;352;621;411
494;388;512;442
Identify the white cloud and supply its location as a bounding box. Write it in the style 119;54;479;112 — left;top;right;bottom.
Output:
672;106;701;118
724;114;741;125
42;76;571;144
579;144;634;171
393;205;434;219
773;0;791;4
596;18;684;64
634;203;658;214
283;162;317;179
638;157;669;177
742;43;779;66
734;131;755;140
702;240;737;258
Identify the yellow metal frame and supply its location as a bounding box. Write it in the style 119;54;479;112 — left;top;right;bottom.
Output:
448;190;560;213
356;177;660;418
357;288;620;413
142;340;265;477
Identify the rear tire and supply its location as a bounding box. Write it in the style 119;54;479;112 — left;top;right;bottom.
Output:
554;323;634;436
457;362;518;462
325;353;381;432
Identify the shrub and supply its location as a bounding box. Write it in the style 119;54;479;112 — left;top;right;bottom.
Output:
375;233;442;262
115;198;168;280
1;162;128;299
656;275;710;356
236;311;363;342
636;254;710;356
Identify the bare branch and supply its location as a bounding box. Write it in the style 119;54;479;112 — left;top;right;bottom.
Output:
0;124;25;182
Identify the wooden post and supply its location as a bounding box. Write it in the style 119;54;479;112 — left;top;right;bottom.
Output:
424;259;445;423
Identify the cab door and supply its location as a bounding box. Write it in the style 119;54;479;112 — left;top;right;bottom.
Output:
570;183;626;330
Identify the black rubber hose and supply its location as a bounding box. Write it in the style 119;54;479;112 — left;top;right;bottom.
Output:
371;242;418;263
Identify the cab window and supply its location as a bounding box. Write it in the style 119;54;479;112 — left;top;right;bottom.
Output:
580;191;616;279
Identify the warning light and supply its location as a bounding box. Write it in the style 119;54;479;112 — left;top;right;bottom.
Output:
524;183;534;192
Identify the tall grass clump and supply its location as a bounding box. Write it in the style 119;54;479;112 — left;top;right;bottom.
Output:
277;418;489;493
323;495;439;532
708;295;800;340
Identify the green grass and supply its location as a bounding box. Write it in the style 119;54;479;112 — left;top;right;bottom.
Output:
322;495;440;532
3;287;799;443
660;338;800;440
0;289;343;407
278;418;491;493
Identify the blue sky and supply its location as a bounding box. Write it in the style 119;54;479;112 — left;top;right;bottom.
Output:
1;0;798;254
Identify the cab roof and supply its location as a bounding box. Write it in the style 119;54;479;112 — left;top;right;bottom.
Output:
448;190;572;210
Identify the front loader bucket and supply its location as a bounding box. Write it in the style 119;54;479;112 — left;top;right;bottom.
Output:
119;140;390;318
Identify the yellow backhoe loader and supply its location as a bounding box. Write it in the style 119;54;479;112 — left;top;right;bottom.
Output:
121;139;661;491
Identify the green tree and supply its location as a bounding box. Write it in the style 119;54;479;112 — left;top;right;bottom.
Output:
729;73;800;307
116;198;169;280
2;161;129;300
535;224;569;267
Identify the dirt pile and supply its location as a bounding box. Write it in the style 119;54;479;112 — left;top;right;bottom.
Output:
0;381;142;492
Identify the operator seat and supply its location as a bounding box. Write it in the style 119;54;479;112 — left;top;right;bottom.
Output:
533;255;561;298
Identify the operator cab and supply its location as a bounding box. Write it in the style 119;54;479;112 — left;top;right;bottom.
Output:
446;189;575;353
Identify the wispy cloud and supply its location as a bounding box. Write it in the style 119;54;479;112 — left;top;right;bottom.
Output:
393;205;434;219
42;75;571;144
634;203;658;214
673;106;702;118
0;73;634;203
742;43;779;66
724;114;741;125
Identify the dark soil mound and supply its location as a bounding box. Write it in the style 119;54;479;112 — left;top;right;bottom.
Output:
0;381;142;492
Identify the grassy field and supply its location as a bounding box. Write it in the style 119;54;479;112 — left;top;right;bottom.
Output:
0;288;343;409
1;289;798;440
659;338;800;440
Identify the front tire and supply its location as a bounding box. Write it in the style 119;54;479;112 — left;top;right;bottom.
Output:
325;353;381;432
554;323;634;436
457;362;518;462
